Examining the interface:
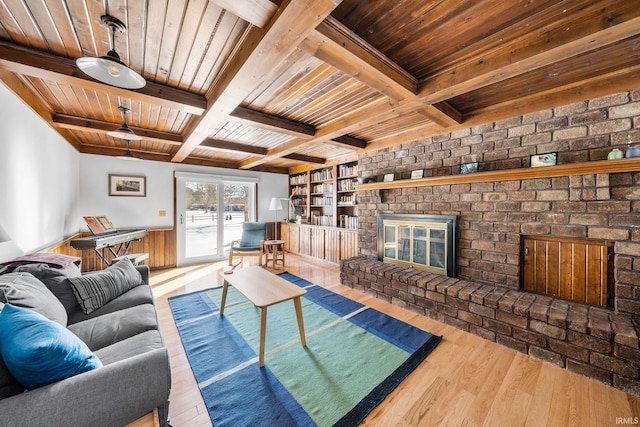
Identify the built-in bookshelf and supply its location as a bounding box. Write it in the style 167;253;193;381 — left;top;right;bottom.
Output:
336;161;358;229
288;160;359;229
289;172;308;219
309;166;334;227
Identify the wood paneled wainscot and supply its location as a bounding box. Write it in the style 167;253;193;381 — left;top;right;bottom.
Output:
282;223;357;265
47;228;176;272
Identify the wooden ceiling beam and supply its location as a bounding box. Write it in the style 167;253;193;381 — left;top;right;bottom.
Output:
329;135;367;149
417;102;464;128
283;153;326;164
210;0;278;28
229;105;367;148
229;106;315;137
0;41;207;115
200;138;269;155
307;16;417;100
173;0;342;163
302;16;463;129
52;114;183;145
79;145;171;162
199;136;326;165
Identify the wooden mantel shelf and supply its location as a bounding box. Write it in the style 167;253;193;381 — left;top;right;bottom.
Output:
357;158;640;191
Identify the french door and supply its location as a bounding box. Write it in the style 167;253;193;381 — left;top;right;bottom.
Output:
175;172;256;266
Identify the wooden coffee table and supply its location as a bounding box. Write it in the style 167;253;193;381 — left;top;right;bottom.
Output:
219;266;307;367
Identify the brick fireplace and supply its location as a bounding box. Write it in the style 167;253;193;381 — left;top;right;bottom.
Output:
340;90;640;396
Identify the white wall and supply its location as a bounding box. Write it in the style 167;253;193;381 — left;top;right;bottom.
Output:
79;154;288;229
0;84;80;262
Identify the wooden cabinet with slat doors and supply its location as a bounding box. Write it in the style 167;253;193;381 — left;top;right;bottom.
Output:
283;223;358;265
325;228;358;264
521;235;614;308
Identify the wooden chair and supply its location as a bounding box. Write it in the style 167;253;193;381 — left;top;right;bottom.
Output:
228;222;267;267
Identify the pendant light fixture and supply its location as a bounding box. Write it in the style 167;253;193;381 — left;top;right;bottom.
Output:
76;14;146;89
108;104;142;141
117;140;139;161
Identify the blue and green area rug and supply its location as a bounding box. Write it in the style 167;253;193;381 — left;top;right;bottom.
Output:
168;272;442;426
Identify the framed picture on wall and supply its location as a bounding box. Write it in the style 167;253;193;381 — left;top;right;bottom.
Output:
109;174;146;197
530;152;557;167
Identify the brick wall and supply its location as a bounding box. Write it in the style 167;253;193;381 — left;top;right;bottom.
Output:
356;89;640;316
341;89;640;395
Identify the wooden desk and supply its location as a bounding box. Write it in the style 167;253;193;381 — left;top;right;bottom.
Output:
219;266;306;367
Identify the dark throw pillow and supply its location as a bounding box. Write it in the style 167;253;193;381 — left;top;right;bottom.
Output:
14;263;82;314
68;257;143;314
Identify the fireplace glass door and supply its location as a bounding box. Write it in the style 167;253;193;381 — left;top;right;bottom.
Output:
382;220;448;274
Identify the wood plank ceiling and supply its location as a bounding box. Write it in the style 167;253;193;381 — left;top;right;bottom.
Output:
1;0;639;174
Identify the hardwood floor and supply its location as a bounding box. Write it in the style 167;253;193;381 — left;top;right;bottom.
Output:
151;255;640;427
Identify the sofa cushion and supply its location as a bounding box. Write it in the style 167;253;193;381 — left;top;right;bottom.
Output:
94;330;166;365
67;303;159;351
68;258;143;315
0;272;68;325
14;263;82;314
67;284;154;325
0;304;102;390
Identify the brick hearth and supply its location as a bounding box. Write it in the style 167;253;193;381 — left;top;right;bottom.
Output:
341;256;639;395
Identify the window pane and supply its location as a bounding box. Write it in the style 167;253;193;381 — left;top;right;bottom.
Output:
399;226;411;261
413;227;427;265
430;229;446;268
384;226;396;258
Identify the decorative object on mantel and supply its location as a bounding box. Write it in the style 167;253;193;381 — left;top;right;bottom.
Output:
410;169;424;179
460;162;479;174
625;141;640;158
608;148;624;160
356;177;371;184
530;152;557;167
383;173;395;182
76;14;146;89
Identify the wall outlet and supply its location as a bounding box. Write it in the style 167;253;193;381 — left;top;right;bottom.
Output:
159;210;167;217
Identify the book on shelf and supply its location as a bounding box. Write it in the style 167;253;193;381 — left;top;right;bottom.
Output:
290;174;308;185
311;169;333;182
337;179;356;192
338;164;359;177
311;196;333;206
310;213;333;226
311;183;333;193
338;195;356;205
338;215;357;229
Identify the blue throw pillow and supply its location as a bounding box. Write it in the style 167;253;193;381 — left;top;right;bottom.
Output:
0;304;102;390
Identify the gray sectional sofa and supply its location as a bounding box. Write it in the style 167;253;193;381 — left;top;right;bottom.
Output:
0;257;171;427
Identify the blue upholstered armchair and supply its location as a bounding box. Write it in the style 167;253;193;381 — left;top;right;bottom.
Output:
228;222;267;266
